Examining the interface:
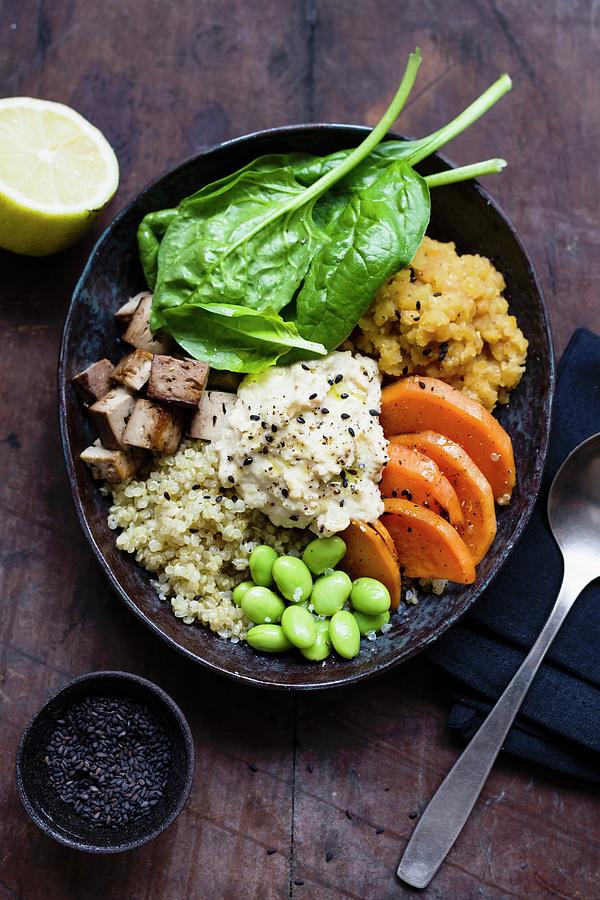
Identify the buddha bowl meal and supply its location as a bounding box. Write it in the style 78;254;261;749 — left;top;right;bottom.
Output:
71;51;528;664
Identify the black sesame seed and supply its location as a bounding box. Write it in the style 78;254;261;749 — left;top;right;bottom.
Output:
266;435;274;443
249;414;260;421
271;424;278;433
402;366;409;376
290;515;299;521
309;393;317;400
418;381;426;389
297;416;305;424
433;291;442;297
215;496;223;502
328;377;334;386
401;489;413;500
376;827;385;834
294;879;305;887
409;267;417;283
189;528;198;534
243;457;253;466
415;300;421;310
339;499;345;507
340;413;350;420
282;488;289;498
321;407;329;414
227;475;235;483
408;810;418;819
163;492;170;500
301;364;310;371
348;427;355;437
369;409;379;416
334;373;343;383
340;392;349;399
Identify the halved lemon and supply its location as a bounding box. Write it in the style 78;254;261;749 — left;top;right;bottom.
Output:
0;98;119;256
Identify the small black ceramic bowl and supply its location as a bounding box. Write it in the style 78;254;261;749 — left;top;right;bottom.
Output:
16;671;194;853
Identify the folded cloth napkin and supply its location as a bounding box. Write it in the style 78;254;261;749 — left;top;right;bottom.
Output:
428;328;600;782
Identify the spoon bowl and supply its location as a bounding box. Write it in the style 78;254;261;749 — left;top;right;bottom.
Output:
548;433;600;581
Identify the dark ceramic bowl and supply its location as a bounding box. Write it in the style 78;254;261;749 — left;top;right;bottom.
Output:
16;671;194;853
58;125;554;690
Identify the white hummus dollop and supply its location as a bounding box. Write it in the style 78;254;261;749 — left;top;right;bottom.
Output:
215;352;388;535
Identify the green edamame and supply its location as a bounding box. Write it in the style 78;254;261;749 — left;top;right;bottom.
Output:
246;624;292;653
302;536;347;575
352;609;390;635
232;580;255;606
241;586;285;624
249;545;279;587
272;556;313;603
329;610;361;659
301;619;332;661
350;577;391;615
311;571;352;616
281;605;317;649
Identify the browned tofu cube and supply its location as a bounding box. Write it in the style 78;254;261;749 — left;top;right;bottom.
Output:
112;349;153;391
147;355;209;409
114;292;146;327
123;398;184;454
188;390;237;441
71;359;115;405
80;443;145;483
88;387;136;450
122;294;171;354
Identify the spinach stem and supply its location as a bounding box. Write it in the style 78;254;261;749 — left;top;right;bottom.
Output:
300;48;423;203
407;74;512;166
425;158;507;188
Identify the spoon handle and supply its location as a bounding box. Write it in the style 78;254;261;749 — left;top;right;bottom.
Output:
397;572;586;889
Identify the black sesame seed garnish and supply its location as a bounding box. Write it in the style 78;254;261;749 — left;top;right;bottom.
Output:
327;377;334;386
402;366;409;376
408;810;418;819
249;414;260;421
309;393;317;400
321;407;329;414
301;364;310;371
340;392;349;399
348;427;355;437
227;475;235;483
401;489;413;500
339;499;345;507
418;381;426;389
416;300;421;310
243;457;253;466
215;495;223;502
294;880;305;887
369;409;379;416
433;291;442;297
261;421;267;429
163;492;170;500
438;340;449;362
334;373;343;383
266;435;274;443
341;413;350;420
192;484;201;490
45;696;171;829
189;528;198;534
297;416;305;424
376;827;385;834
290;515;299;521
409;267;417;283
271;424;278;433
282;488;289;498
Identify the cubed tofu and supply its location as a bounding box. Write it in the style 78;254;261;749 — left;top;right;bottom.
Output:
123;398;184;454
147;355;209;409
88;387;136;450
188;390;237;441
114;292;146;326
122;294;171;353
112;349;153;391
80;443;145;483
71;359;115;405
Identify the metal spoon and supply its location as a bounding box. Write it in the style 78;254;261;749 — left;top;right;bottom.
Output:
398;432;600;889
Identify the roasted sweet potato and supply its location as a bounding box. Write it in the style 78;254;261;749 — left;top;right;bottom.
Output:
339;520;401;609
381;498;476;584
391;431;497;563
371;518;399;562
380;376;515;502
380;443;463;525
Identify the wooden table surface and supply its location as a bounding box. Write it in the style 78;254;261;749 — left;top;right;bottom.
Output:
1;2;598;897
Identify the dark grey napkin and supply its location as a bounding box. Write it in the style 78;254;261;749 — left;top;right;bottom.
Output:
429;328;600;781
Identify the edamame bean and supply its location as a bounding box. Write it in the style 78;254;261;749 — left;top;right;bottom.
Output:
352;610;390;635
311;571;352;616
246;624;292;653
232;580;255;606
272;556;313;603
302;536;347;575
350;577;391;615
249;545;279;587
241;586;285;624
301;620;332;661
281;605;317;649
329;610;360;659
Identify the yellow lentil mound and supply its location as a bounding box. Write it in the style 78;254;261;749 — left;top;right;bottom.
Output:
353;236;528;410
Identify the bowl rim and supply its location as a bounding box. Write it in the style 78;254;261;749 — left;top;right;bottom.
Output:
58;122;555;691
15;670;195;853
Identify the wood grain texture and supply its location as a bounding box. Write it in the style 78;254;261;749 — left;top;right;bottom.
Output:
0;0;598;898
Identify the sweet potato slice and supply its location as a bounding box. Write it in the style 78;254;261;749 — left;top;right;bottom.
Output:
339;520;401;610
391;431;497;563
381;498;476;584
380;443;463;526
371;518;399;562
380;376;515;502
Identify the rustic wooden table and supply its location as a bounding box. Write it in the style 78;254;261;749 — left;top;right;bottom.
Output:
1;2;598;897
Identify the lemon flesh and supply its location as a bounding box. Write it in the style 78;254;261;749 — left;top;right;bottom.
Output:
0;98;119;256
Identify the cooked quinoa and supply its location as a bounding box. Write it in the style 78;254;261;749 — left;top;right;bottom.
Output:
108;441;308;639
352;236;528;411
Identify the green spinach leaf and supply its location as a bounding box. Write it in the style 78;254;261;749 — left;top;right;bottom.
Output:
160;302;327;373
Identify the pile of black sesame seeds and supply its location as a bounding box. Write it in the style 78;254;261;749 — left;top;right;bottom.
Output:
45;695;171;828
